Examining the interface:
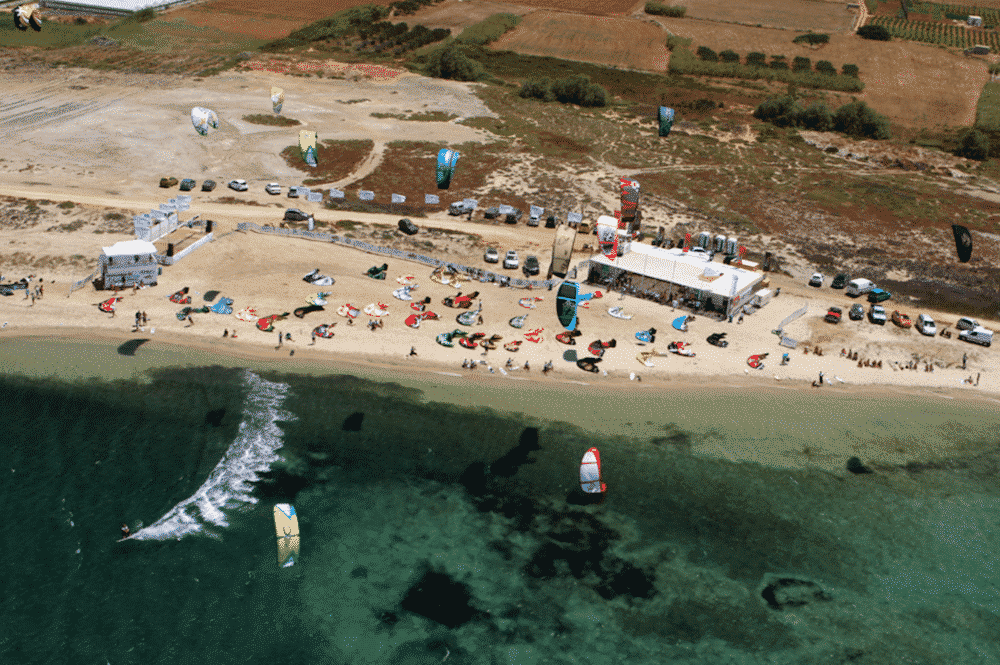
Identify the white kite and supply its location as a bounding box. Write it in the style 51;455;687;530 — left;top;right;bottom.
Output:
13;3;42;31
190;107;219;136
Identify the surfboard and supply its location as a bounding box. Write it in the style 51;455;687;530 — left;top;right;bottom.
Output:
274;503;300;568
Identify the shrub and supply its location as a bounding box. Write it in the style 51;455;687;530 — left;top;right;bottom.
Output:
753;95;802;127
697;46;718;62
799;103;833;131
551;74;608;107
842;64;859;78
792;33;830;45
645;2;687;17
746;51;767;67
770;56;789;70
857;24;891;41
816;60;837;75
424;43;484;81
519;77;555;102
134;8;157;22
792;56;811;72
719;49;740;63
956;128;990;160
833;100;891;139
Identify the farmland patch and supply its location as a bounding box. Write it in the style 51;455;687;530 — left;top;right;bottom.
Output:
389;0;535;36
655;0;856;32
483;0;643;16
489;11;669;71
647;17;988;128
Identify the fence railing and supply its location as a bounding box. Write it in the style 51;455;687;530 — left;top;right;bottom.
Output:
67;270;97;296
155;232;214;266
238;222;559;289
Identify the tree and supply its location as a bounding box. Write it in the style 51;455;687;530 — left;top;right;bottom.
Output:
746;51;767;67
815;60;837;75
770;55;789;70
753;95;802;127
799;103;834;131
792;56;811;72
833;100;891;139
857;24;891;41
424;43;483;81
696;46;718;62
841;63;860;78
956;128;990;160
551;74;609;107
719;49;740;63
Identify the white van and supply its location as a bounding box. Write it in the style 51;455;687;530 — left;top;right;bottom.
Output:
916;314;936;337
846;278;875;297
959;326;993;347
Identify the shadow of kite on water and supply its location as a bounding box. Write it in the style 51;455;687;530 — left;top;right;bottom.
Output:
117;339;150;356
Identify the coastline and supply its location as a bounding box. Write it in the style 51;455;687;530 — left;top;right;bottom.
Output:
3;325;999;476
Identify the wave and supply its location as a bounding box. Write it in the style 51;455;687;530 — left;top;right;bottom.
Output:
131;370;292;541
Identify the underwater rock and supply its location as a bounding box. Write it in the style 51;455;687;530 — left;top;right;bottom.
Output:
760;577;832;611
846;456;873;474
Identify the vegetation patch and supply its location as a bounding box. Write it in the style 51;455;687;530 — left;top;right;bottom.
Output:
868;15;1000;50
519;74;609;107
645;2;687;18
456;13;522;46
279;139;374;186
243;114;301;126
370;111;458;121
792;32;829;45
670;48;863;92
754;96;891;139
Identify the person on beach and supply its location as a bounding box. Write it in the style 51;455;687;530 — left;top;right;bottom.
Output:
963;353;968;370
277;332;282;348
223;329;229;338
187;315;194;327
737;313;743;324
285;332;292;342
142;312;147;325
120;523;130;539
30;293;35;306
409;346;417;357
38;283;43;298
976;372;981;386
818;371;824;385
523;361;530;372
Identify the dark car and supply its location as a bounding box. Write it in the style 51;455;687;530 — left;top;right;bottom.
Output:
505;208;523;224
201;179;216;192
398;218;418;235
867;288;892;303
849;303;864;320
523;255;540;276
706;332;728;348
831;273;849;289
483;207;500;220
825;306;842;324
284;208;311;222
179;179;196;192
159;177;178;188
545;215;557;229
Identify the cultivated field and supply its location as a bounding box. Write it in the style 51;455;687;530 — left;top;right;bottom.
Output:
483;0;643;16
652;0;856;32
489;11;669;71
168;0;397;39
651;16;989;128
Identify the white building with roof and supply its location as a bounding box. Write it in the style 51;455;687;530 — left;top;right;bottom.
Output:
99;239;158;289
585;244;764;316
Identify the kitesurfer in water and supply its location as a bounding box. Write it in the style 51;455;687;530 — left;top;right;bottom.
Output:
120;523;131;539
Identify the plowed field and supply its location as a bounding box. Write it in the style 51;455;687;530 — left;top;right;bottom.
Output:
669;0;856;32
169;0;397;39
483;0;643;16
650;16;989;128
490;11;669;71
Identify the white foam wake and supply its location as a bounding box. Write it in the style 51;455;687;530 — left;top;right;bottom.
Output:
131;370;293;541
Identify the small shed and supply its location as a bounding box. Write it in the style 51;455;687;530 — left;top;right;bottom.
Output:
968;15;983;27
99;239;158;290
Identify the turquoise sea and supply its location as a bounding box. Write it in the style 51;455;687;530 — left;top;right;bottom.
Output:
2;338;999;665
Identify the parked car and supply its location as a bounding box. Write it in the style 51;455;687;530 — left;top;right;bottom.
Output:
959;326;993;347
201;179;216;192
523;255;540;276
545;215;557;229
809;272;823;287
484;247;500;263
846;278;875;297
891;310;912;328
956;317;980;331
503;250;519;269
867;288;892;303
287;186;301;198
228;179;248;192
449;200;473;216
179;178;196;192
265;183;281;195
849;304;864;320
505;208;523;224
483;206;500;219
284;208;311;222
831;273;849;289
869;304;887;325
397;218;418;235
916;314;936;336
159;177;178;188
825;306;842;323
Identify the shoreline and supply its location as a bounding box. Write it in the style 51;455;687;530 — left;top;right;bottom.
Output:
4;326;1000;477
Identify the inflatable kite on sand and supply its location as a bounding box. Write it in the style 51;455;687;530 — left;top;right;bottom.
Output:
191;107;219;136
13;3;42;31
271;87;284;114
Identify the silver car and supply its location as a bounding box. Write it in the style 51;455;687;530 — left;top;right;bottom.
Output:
484;247;500;263
503;250;519;269
228;179;248;192
265;183;281;195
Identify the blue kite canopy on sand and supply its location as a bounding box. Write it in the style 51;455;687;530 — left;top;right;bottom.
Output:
672;315;690;332
211;297;233;314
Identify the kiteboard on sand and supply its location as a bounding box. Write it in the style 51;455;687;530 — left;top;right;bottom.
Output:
580;447;607;494
274;503;300;568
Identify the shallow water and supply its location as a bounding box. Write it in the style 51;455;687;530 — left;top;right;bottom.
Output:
1;343;999;664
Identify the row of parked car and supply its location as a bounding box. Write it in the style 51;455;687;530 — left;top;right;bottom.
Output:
825;303;992;347
483;247;540;275
159;178;320;198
